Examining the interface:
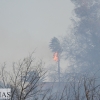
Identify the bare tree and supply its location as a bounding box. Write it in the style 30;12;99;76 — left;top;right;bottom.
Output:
1;53;100;100
0;53;46;100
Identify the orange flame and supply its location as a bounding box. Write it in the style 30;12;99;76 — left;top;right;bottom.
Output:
53;52;58;62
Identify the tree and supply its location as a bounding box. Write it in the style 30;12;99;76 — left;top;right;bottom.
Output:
63;0;100;74
49;37;62;54
49;37;63;83
1;54;100;100
0;54;46;100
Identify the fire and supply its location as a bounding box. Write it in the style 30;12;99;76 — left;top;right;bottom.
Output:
53;52;58;62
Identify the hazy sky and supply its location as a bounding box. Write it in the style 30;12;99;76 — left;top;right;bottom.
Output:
0;0;74;69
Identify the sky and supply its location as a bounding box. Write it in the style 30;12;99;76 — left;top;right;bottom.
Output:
0;0;74;70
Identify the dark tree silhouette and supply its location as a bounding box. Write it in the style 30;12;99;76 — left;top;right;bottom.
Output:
49;37;62;54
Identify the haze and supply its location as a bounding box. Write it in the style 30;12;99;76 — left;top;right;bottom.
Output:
0;0;74;68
